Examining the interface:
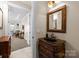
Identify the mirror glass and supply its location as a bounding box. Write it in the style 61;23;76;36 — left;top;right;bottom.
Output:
49;10;62;30
47;5;66;33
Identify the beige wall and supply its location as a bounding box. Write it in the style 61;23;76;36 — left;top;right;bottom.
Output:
36;1;79;57
35;1;48;38
53;1;79;57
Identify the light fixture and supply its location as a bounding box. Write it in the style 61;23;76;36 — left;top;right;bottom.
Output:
55;1;61;4
48;1;54;8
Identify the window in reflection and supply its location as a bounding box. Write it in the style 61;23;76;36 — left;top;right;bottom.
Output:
49;10;62;30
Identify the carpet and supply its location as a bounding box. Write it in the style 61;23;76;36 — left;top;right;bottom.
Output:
11;37;29;51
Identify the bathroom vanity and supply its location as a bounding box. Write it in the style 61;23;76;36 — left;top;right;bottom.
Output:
38;38;65;58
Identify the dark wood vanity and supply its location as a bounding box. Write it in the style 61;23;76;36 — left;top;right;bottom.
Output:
38;38;65;58
0;36;11;58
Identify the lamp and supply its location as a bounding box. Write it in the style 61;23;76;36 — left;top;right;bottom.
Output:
48;1;55;8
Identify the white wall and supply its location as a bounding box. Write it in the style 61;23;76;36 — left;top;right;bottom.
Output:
32;1;48;57
35;1;79;57
22;13;30;45
0;1;8;36
31;2;37;57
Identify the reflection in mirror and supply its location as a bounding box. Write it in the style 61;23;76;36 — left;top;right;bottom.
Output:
47;5;66;33
49;10;62;30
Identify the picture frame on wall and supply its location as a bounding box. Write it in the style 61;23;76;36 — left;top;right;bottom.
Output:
0;8;3;29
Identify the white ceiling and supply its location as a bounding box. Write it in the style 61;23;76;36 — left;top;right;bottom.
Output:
8;1;31;25
8;1;31;10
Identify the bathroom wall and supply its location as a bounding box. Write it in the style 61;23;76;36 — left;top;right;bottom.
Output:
32;1;48;57
54;1;79;57
35;1;79;57
35;1;48;38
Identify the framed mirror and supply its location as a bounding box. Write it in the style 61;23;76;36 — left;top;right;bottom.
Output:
0;8;3;29
47;5;66;33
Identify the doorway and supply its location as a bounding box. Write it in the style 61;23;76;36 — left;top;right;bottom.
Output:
8;1;32;58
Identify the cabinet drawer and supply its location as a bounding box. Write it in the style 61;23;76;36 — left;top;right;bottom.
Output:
39;52;49;58
39;46;54;57
54;46;65;53
39;40;53;52
39;45;53;52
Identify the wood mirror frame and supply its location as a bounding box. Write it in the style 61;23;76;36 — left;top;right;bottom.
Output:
0;8;3;29
47;5;66;33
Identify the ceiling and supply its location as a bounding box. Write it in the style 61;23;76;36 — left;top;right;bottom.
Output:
8;1;31;10
8;1;31;25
